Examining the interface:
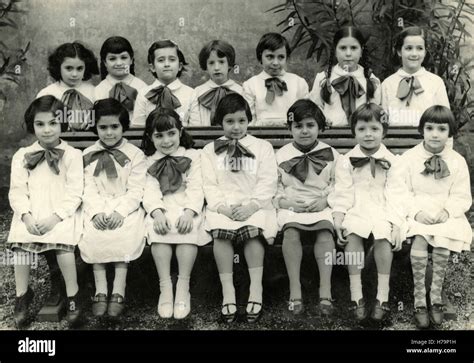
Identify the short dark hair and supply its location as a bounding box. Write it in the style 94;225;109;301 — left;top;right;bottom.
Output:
100;36;135;80
214;93;252;126
91;98;130;134
256;32;291;62
198;40;236;71
147;40;188;78
350;103;389;136
141;108;194;155
47;41;99;82
418;105;456;137
393;26;430;67
24;96;68;134
287;99;327;131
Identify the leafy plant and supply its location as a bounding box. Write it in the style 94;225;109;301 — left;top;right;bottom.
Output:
268;0;474;129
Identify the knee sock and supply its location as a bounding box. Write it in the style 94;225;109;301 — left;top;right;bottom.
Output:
219;272;235;304
376;273;390;303
56;252;79;297
248;266;263;303
410;248;428;308
349;274;363;303
112;265;128;297
175;275;190;303
14;263;31;297
159;277;173;305
93;264;107;296
430;248;450;305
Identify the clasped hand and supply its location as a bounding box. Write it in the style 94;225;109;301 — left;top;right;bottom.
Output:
92;211;125;230
218;202;259;221
415;209;449;225
23;213;62;235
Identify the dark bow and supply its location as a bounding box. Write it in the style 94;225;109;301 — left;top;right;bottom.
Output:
331;75;365;121
24;148;65;175
349;156;391;178
279;147;334;183
145;85;181;110
214;139;255;172
264;77;288;105
396;76;424;106
421;155;450;179
147;155;191;195
198;86;235;125
61;89;94;129
109;82;138;112
83;147;131;179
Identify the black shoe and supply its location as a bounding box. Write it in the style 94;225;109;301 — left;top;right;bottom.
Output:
414;306;430;329
220;303;237;323
107;294;125;318
349;298;367;322
14;287;34;328
430;304;445;325
66;293;82;326
371;300;390;321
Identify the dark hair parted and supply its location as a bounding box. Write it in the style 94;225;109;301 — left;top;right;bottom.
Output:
393;26;430;68
287;99;327;131
199;40;236;71
91;98;130;134
256;32;291;62
147;40;188;79
350;103;389;136
141;108;194;155
213;93;252;126
47;41;99;82
418;105;457;137
24;96;68;134
100;36;135;80
321;26;376;105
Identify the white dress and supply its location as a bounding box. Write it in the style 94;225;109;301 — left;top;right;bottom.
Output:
79;138;147;263
37;80;95;103
187;79;243;126
274;141;339;229
201;134;279;239
131;79;194;127
242;70;309;126
328;144;406;243
143;147;211;246
308;64;382;127
399;143;472;252
8;140;83;246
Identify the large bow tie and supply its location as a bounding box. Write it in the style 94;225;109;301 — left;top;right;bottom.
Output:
279;147;334;183
265;77;288;105
198;86;235;125
214;139;255;172
83;147;131;179
24;148;65;175
61;89;94;130
349;156;391;178
421;154;450;179
145;85;181;110
109;82;138;112
331;75;365;121
396;76;424;106
147;155;192;195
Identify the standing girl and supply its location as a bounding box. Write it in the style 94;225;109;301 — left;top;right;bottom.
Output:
187;40;243;126
95;36;147;121
400;106;471;328
79;98;146;318
142;108;211;319
201;93;278;323
37;42;99;130
308;26;381;127
328;103;405;322
274;99;338;316
8;96;83;327
132;40;194;127
381;26;450;127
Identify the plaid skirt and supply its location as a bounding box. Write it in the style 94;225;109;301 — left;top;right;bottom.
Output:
211;226;264;246
6;242;75;253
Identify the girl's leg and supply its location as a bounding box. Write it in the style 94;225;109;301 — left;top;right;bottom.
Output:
243;238;265;315
345;234;365;303
13;252;31;297
175;244;198;319
13;251;34;327
55;250;79;297
92;263;107;296
373;238;393;304
410;236;429;308
112;262;128;297
282;228;303;301
214;238;236;315
151;243;173;318
314;231;335;303
430;247;450;306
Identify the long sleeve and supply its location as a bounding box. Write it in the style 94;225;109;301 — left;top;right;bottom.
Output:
131;92;148;127
434;80;450;109
273;168;286;208
381;80;389;112
384;156;409;226
83;159;107;219
142;172;166;214
54;149;83;220
242;81;257;125
296;77;309;99
8;149;31;217
114;151;147;217
371;76;382;105
201;145;226;211
444;157;471;218
250;142;278;208
327;155;354;213
187;92;202;126
183;151;205;214
307;72;325;110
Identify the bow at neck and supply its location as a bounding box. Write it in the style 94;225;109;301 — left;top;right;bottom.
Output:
214;138;255;172
264;77;288;105
148;155;192;195
198;86;235;125
331;75;365;121
279;146;334;183
396;76;424;106
24;147;65;175
83;141;130;179
109;82;138;111
145;85;181;110
421;154;450;179
349;155;391;178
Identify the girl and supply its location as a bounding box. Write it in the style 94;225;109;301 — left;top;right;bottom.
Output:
328;103;405;322
132;40;194;127
79;98;146;318
308;26;381;127
95;36;147;121
142;108;211;319
381;26;450;127
399;105;471;329
37;42;99;130
187;40;243;126
242;33;309;126
8;95;83;327
201;93;278;323
274;99;338;316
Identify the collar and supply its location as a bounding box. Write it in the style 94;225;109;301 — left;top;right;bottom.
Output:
419;142;449;158
151;146;186;160
31;139;66;152
220;134;251;144
106;74;134;86
260;70;287;80
397;67;427;78
96;138;127;150
353;143;388;158
332;64;364;79
150;78;182;92
207;79;235;88
59;80;84;91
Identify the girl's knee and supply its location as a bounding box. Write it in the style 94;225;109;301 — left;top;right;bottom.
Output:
315;230;335;246
412;235;428;250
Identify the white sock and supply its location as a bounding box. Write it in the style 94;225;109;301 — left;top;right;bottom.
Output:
349;274;363;303
248;267;263;303
159;277;173;304
376;273;390;303
175;275;190;302
14;263;31;297
219;273;235;305
56;251;79;297
93;264;107;296
112;265;128;297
